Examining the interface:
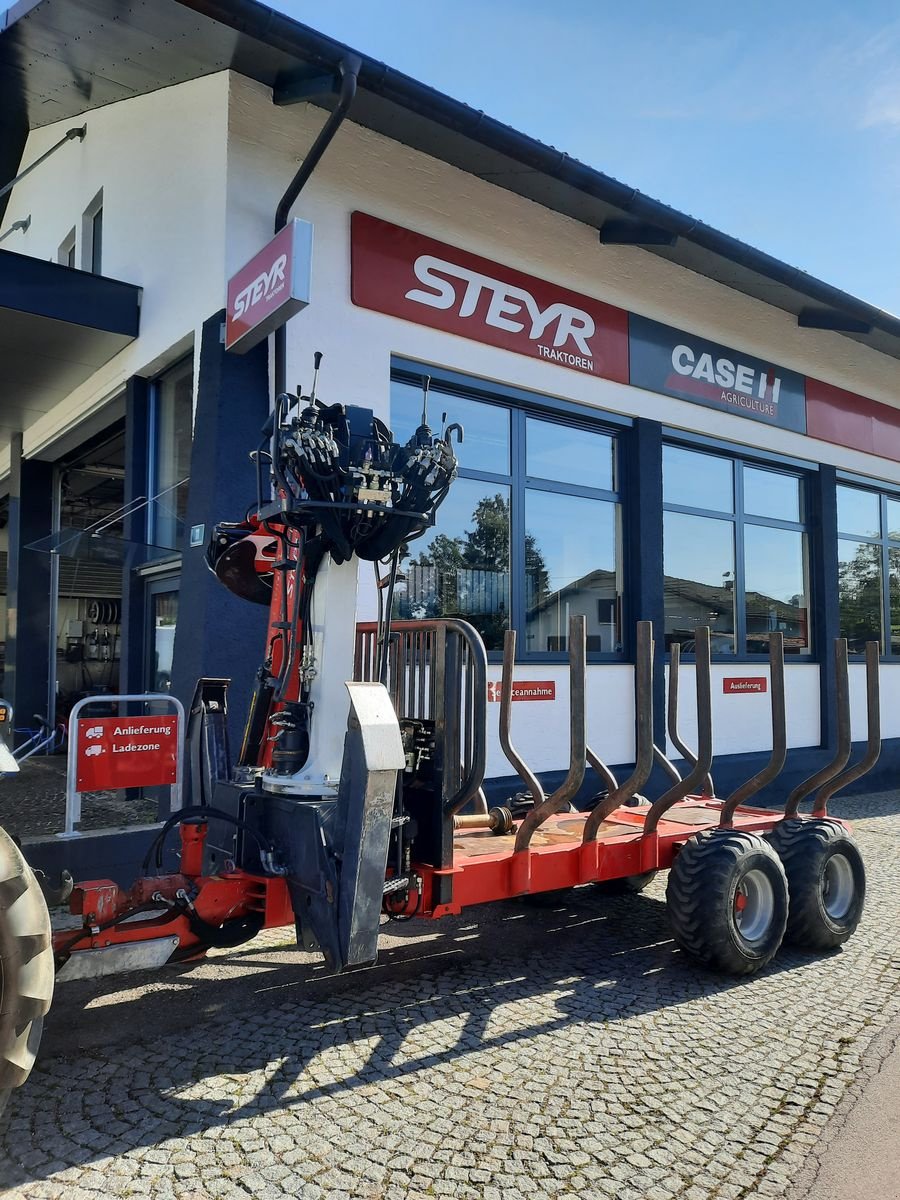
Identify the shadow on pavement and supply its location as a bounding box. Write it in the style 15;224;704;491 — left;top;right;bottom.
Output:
0;883;831;1189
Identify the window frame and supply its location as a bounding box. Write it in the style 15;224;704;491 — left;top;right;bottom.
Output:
662;437;814;662
835;480;900;659
147;353;194;551
58;227;76;267
81;189;103;274
391;361;629;664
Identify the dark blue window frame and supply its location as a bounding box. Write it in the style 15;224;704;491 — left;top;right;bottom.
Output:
390;360;630;664
835;480;900;660
662;437;814;662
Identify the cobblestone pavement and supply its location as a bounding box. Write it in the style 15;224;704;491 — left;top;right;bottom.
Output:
2;792;900;1200
0;757;155;839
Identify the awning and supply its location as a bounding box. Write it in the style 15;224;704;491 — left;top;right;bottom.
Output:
0;249;141;452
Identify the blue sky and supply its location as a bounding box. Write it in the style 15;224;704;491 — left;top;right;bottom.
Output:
270;0;900;317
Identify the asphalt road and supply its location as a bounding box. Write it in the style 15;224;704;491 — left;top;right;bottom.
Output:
2;791;900;1199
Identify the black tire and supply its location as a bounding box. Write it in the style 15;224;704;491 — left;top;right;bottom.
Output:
594;871;658;896
0;828;54;1118
666;829;788;975
766;819;865;949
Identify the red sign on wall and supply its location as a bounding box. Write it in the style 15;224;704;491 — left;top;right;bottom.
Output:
723;678;768;695
487;681;556;702
225;219;313;353
76;716;179;791
351;212;629;383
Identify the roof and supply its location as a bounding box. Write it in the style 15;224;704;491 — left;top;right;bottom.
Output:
3;0;900;361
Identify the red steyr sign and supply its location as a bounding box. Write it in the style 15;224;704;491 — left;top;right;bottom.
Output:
487;681;556;702
350;212;629;382
225;219;313;353
723;678;768;695
76;715;179;791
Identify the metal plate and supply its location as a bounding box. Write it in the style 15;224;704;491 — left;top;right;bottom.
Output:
56;935;179;982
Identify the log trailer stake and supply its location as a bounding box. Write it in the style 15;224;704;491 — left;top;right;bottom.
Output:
0;355;882;1111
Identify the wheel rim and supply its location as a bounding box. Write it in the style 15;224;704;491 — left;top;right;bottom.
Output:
733;869;775;943
823;853;855;920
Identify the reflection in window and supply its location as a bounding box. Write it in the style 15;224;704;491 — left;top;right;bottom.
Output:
395;479;510;650
664;445;810;656
525;418;614;491
838;540;883;651
744;467;800;522
837;486;880;538
391;369;622;658
744;525;809;653
390;379;510;475
152;358;193;551
890;548;900;655
664;512;736;653
524;491;620;652
663;445;733;513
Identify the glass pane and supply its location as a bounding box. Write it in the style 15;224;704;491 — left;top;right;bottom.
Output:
663;445;733;513
390;380;510;475
838;540;883;652
395;479;510;650
150;591;178;691
91;207;103;274
152;359;193;550
664;512;735;654
523;491;621;653
743;467;800;522
525;418;615;491
837;486;880;538
891;548;900;655
886;498;900;542
744;526;809;654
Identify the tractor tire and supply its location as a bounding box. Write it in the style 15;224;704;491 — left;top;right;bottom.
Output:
666;829;788;975
0;828;54;1118
766;819;865;950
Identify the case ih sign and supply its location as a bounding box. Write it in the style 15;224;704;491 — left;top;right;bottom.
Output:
629;314;807;433
225;219;313;353
351;212;629;383
76;716;179;791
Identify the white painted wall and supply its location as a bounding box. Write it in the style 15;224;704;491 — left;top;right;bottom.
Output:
665;663;821;758
848;661;900;742
0;72;232;478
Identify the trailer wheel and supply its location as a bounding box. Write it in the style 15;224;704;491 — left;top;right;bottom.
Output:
0;829;54;1117
666;829;788;975
766;819;865;949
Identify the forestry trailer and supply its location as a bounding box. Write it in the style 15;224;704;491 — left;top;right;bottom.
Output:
0;364;877;1115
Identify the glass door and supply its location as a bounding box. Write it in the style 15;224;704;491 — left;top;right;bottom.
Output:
146;578;179;692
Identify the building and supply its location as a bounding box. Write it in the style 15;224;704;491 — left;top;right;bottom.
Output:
2;0;899;878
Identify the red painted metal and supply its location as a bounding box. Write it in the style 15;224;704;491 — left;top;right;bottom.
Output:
807;377;900;460
53;800;843;963
350;212;630;384
179;821;207;878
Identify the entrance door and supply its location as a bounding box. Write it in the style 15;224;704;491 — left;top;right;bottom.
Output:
146;578;179;693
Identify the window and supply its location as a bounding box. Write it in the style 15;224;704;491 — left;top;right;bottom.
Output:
836;484;900;654
149;357;194;551
82;190;103;274
390;372;623;657
663;445;810;656
58;228;76;268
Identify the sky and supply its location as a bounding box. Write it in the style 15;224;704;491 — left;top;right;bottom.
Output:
266;0;900;317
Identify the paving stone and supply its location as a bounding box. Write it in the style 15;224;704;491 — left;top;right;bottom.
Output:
1;792;899;1200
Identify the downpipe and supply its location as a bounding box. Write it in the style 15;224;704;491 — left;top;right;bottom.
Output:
273;55;361;396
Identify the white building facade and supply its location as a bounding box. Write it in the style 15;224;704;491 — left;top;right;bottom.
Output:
2;0;899;875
